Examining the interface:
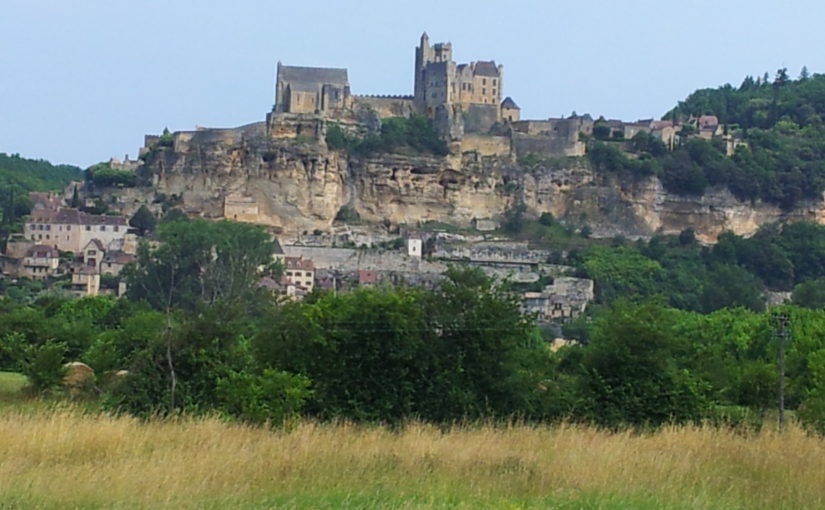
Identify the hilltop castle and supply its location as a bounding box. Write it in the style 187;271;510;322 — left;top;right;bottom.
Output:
270;33;519;137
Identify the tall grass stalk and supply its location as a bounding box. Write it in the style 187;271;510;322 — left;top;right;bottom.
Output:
0;409;823;509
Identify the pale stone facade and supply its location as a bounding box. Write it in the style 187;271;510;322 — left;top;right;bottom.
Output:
414;33;504;121
274;63;350;115
25;208;128;254
22;244;59;280
70;266;100;297
522;277;594;322
283;256;315;292
223;193;260;223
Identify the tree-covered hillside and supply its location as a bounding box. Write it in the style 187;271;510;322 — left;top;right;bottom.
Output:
0;153;84;235
0;153;84;194
588;70;825;210
665;67;824;129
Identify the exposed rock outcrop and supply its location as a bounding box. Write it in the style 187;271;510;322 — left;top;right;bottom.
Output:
114;127;825;242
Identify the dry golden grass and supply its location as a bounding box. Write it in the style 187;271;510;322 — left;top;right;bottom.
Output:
0;407;824;509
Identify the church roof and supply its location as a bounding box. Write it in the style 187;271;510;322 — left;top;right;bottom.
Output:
501;97;520;110
277;64;348;88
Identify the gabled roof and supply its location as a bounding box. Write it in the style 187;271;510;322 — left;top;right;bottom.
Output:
29;208;127;226
272;238;285;255
473;61;500;77
102;250;135;265
25;244;58;258
651;120;675;130
698;115;720;129
284;256;315;271
278;64;348;88
501;97;520;110
84;239;105;252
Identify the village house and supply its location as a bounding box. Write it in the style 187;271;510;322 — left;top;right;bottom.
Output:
521;277;595;322
283;256;315;292
81;239;106;272
100;250;135;277
69;265;100;297
25;208;128;254
28;192;62;211
21;244;60;280
622;119;654;140
358;269;378;287
696;115;723;140
650;120;679;150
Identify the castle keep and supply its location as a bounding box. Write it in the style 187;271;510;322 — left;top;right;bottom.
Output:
413;33;512;132
272;33;517;137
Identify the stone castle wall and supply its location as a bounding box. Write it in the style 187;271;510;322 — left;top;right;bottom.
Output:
459;134;511;157
353;96;415;119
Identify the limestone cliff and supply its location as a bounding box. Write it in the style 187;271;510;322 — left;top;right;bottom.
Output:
118;126;825;241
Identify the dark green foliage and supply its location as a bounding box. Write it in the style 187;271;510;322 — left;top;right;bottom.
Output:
538;212;555;227
161;208;187;223
86;163;137;188
678;228;696;246
592;122;611;140
129;205;156;236
0;153;83;194
255;268;545;423
665;70;825;130
792;278;825;308
69;185;81;208
700;264;765;313
216;369;312;425
501;201;527;233
0;153;81;237
573;301;708;426
630;131;667;157
326;116;448;157
334;206;361;223
324;123;348;150
582;246;664;303
105;306;259;416
123;219;274;312
584;72;825;209
652;72;825;209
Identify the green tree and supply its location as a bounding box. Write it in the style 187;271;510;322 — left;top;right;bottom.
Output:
574;300;708;427
501;201;527;234
70;184;81;208
701;264;765;313
792;278;825;309
123;219;274;312
129;205;156;236
582;246;664;303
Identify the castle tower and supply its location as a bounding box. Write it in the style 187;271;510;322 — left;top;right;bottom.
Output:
413;32;430;112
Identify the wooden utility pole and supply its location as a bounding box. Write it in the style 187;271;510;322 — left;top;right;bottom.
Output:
775;312;789;431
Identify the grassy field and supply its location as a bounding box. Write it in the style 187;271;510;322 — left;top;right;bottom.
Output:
0;403;824;510
0;371;27;394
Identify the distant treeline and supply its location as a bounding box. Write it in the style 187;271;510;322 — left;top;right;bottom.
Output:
2;218;825;433
589;71;825;210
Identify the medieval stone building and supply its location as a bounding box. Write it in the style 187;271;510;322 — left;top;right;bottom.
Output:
413;32;505;133
274;62;351;114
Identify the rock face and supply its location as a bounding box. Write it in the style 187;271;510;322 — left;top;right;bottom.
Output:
122;126;825;241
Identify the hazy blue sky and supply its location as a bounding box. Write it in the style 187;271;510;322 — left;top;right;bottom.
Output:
2;0;822;168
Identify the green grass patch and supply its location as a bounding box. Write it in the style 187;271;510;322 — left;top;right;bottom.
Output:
0;371;28;397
